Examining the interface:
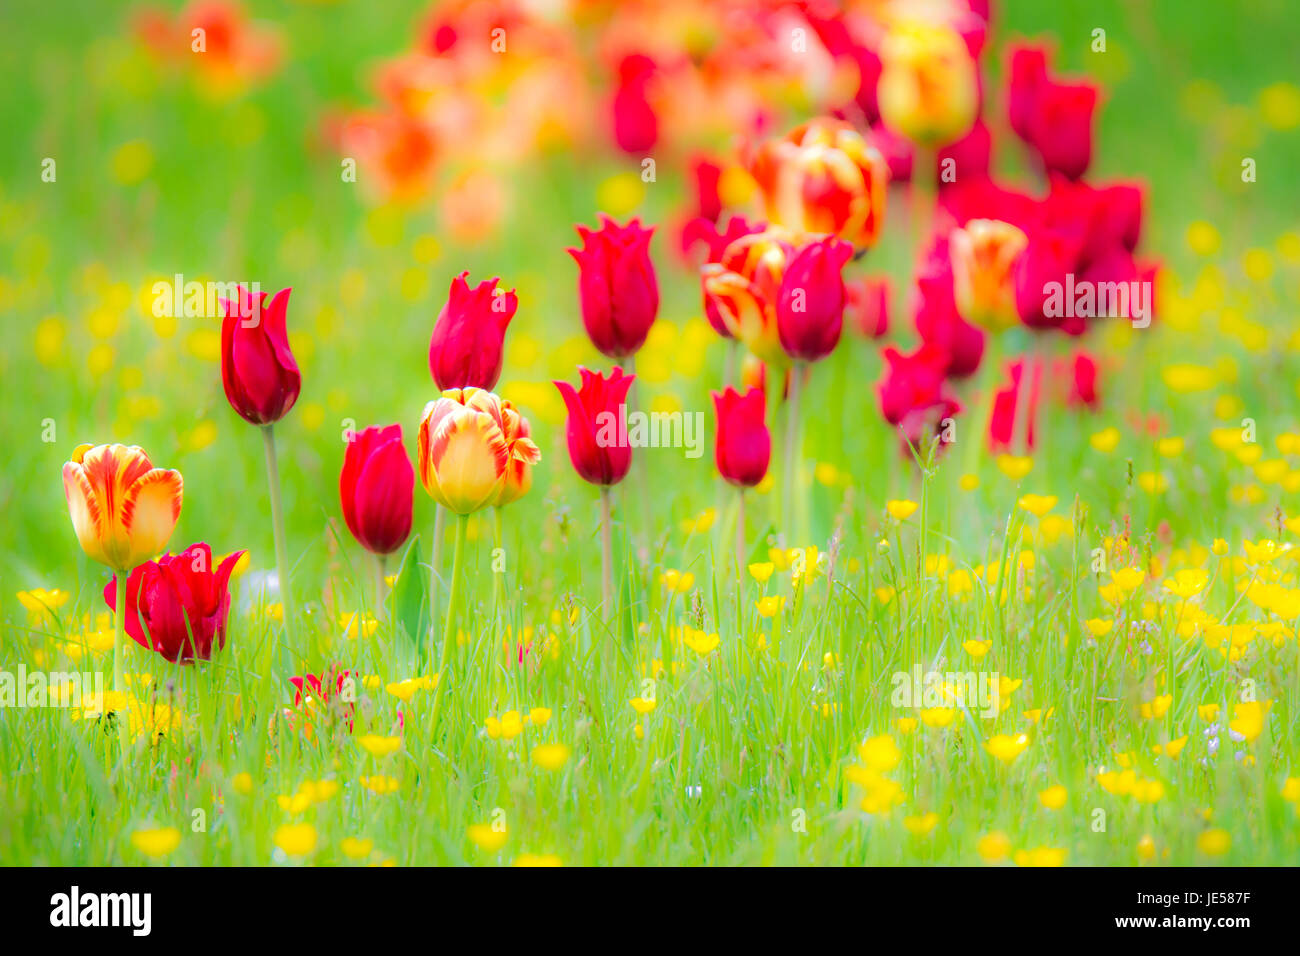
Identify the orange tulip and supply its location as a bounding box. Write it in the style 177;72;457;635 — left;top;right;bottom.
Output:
494;399;541;507
950;219;1029;333
748;118;888;249
417;388;539;515
701;228;796;367
877;18;979;148
62;443;183;572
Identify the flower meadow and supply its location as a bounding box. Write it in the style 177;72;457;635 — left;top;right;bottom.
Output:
2;0;1300;873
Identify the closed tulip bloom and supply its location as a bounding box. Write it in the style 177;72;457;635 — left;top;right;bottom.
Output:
748;118;888;249
418;388;537;515
63;443;183;572
1027;79;1098;181
569;215;659;359
776;235;854;362
428;272;517;391
950;219;1029;333
220;285;300;425
702;228;797;366
495;400;541;506
877;17;980;148
104;543;243;663
553;366;635;486
340;424;415;556
712;387;770;487
847;276;891;339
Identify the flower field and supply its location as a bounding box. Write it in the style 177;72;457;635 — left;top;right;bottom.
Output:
2;0;1300;872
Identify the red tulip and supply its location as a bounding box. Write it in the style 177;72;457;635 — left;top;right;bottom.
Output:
988;359;1041;452
553;366;635;486
612;53;657;154
684;214;766;337
220;285;300;425
1069;351;1100;408
428;271;516;391
340;424;414;556
914;243;986;378
776;236;854;363
877;344;961;451
1007;44;1050;142
712;387;770;487
1006;45;1099;181
847;276;891;339
104;543;244;664
569;216;659;359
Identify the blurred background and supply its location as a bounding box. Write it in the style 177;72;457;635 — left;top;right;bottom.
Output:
1;0;1298;604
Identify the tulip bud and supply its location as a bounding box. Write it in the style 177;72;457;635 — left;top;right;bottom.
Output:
418;388;538;515
220;285;300;425
63;443;183;572
847;276;891;339
950;219;1029;333
612;54;657;154
568;216;659;359
877;18;980;148
428;272;517;391
712;387;771;487
104;543;243;663
340;424;415;556
749;118;888;249
1027;80;1098;181
777;236;853;362
552;366;635;486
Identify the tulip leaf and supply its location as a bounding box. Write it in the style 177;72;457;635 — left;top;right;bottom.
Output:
390;535;429;658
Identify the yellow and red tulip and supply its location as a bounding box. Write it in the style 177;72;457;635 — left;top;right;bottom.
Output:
949;218;1029;333
417;388;539;515
877;17;980;148
62;443;183;572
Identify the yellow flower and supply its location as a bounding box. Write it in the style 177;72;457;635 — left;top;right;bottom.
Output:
1090;427;1121;453
857;734;901;773
876;17;979;147
1038;785;1067;810
963;638;992;658
1163;569;1209;599
1111;567;1146;593
902;812;939;836
1155;735;1189;760
16;588;70;622
273;823;318;857
529;707;552;726
748;562;775;584
682;629;720;656
886;499;918;521
920;707;956;728
1281;778;1300;802
531;743;572;771
1136;834;1157;861
874;586;896;605
984;734;1029;764
357;734;402;759
340;837;374;860
959;473;980;491
1228;699;1271;742
661;569;695;594
1139;694;1173;720
629;697;656;715
231;772;253;795
130;827;181;859
1131;778;1166;804
995;454;1033;480
1085;618;1114;637
467;823;508;853
1196;828;1231;857
1017;494;1057;517
1197;703;1220;722
513;853;563;867
976;831;1011;863
1014;846;1067;867
1156;436;1185;457
359;775;400;795
756;595;787;619
1161;363;1216;393
950;219;1029;333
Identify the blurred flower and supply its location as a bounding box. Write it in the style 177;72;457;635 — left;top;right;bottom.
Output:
712;386;770;488
428;272;517;391
569;216;659;359
847;276;890;339
63;443;183;571
105;543;243;663
611;53;657;154
220;285;300;425
950;219;1029;333
340;424;414;556
553;366;635;486
1007;44;1099;180
776;235;854;362
683;215;766;338
877;17;980;148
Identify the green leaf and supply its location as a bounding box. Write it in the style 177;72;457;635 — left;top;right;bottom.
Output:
390;535;429;656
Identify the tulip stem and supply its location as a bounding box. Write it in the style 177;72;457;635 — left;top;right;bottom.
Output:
374;553;387;624
261;424;295;661
492;506;505;623
599;487;614;620
429;512;468;741
781;363;804;547
112;571;129;755
430;505;445;631
736;489;746;581
625;355;651;555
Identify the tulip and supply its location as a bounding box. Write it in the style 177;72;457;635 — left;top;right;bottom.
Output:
63;442;182;744
683;214;766;339
702;227;796;367
950;219;1029;333
220;283;299;656
568;215;659;359
748;118;888;249
418;388;536;516
847;276;891;339
713;387;770;489
104;543;243;664
914;244;985;378
220;285;300;426
553;366;636;617
428;272;517;391
776;235;854;363
494;400;540;507
877;345;961;454
340;424;414;616
612;53;657;154
877;17;980;148
1026;79;1098;181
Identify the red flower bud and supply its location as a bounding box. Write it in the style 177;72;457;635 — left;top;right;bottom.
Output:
776;235;853;362
712;386;770;487
104;543;243;664
428;271;517;390
340;424;415;556
220;285;300;425
569;216;659;359
847;276;891;339
553;366;635;486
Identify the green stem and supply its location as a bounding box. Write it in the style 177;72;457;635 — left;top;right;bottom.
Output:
626;354;651;555
781;363;804;547
261;423;295;658
599;487;614;619
492;506;505;623
113;570;129;754
428;512;468;740
374;552;387;624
